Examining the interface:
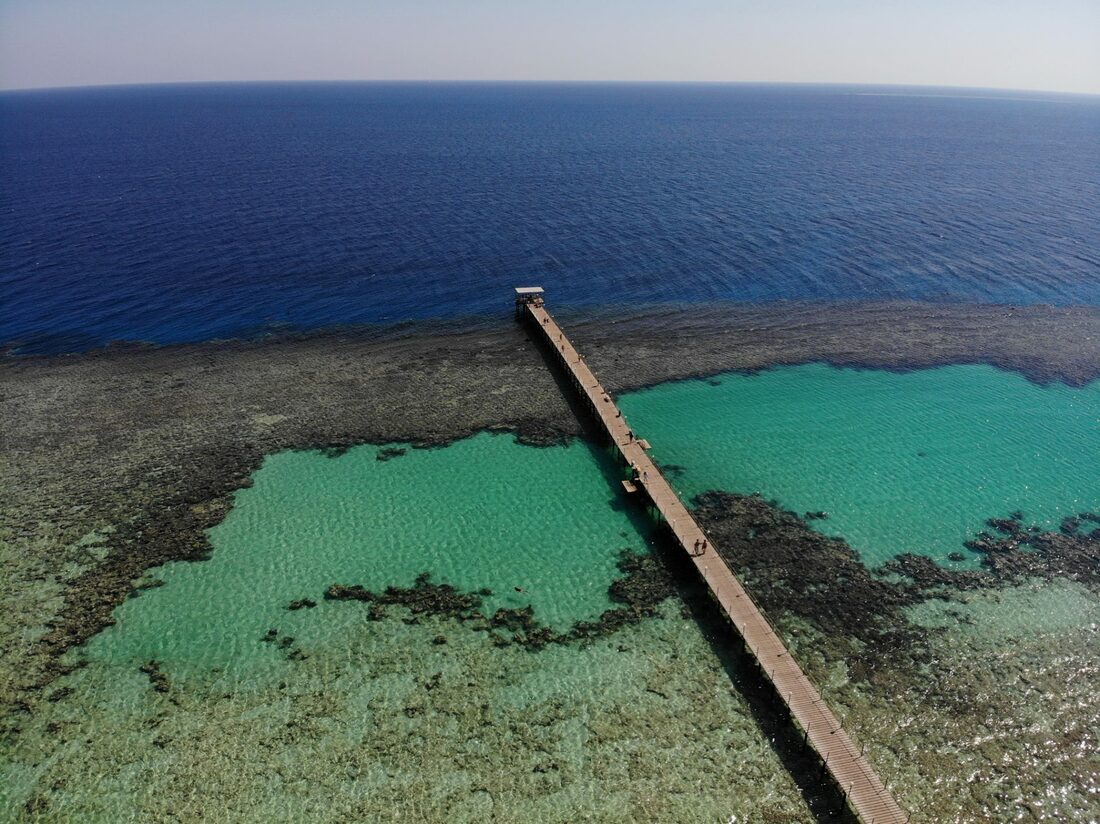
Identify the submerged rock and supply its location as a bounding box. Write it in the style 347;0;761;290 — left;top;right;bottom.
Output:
882;553;985;591
966;512;1100;585
326;572;483;621
324;584;374;602
695;492;1100;661
127;578;165;599
138;660;170;693
324;549;678;653
1059;511;1100;537
46;687;73;703
489;605;538;633
692;491;922;653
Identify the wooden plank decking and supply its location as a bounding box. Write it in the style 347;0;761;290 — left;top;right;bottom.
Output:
524;300;909;824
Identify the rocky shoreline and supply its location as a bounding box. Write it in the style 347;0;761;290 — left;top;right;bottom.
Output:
3;300;1100;734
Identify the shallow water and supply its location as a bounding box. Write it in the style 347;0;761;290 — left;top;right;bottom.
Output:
6;364;1100;821
85;433;651;683
620;363;1100;567
6;599;815;823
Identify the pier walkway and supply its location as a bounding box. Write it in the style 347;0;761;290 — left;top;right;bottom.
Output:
521;295;908;824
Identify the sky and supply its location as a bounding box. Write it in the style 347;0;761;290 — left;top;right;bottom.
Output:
1;0;1098;94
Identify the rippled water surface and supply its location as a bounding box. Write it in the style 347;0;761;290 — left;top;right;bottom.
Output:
622;363;1100;566
86;434;650;681
6;365;1099;821
5;78;1099;823
3;83;1099;352
87;364;1100;678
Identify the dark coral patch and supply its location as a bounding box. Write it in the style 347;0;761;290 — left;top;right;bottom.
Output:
324;549;678;652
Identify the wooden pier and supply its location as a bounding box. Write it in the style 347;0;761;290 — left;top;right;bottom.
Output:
518;289;909;824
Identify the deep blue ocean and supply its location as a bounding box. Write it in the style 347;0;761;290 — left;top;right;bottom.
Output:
2;82;1098;354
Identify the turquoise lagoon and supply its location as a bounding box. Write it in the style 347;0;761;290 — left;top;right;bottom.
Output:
86;434;652;680
621;363;1100;567
22;362;1100;822
85;362;1100;676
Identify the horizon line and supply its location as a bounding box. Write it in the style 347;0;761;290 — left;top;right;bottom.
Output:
2;78;1098;99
